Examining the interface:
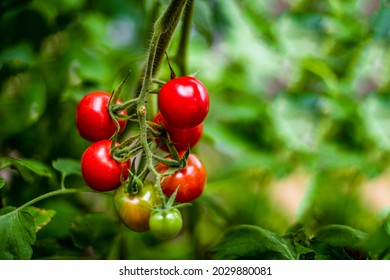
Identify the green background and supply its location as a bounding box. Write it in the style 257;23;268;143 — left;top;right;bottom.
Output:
1;0;390;260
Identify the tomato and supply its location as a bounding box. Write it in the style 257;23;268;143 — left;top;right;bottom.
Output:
153;112;203;152
158;76;209;129
149;208;182;239
81;140;130;192
76;91;127;142
156;153;207;203
114;181;161;232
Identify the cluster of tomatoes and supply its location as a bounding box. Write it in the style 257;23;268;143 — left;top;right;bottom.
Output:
75;75;209;239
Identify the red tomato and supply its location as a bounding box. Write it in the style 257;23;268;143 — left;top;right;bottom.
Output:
156;153;207;203
158;76;209;129
153;112;203;152
81;140;130;192
76;91;127;142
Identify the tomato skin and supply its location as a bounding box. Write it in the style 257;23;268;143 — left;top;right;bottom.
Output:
81;140;130;192
114;182;161;232
153;112;203;152
76;91;127;142
149;208;182;239
158;76;209;129
156;153;207;203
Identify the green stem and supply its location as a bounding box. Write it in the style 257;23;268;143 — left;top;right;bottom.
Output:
18;188;84;212
175;0;195;76
136;0;189;209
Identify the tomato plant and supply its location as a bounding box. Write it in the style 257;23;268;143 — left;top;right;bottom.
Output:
149;208;183;239
156;153;207;203
114;181;161;232
81;140;130;192
153;112;203;152
76;91;127;142
158;76;210;129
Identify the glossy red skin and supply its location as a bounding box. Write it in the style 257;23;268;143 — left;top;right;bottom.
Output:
76;91;127;142
158;76;209;129
81;140;130;192
114;182;160;232
153;112;203;152
156;153;207;203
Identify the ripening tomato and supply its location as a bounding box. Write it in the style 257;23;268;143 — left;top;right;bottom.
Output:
149;208;182;239
153;112;203;152
114;181;161;232
81;140;130;192
156;153;207;203
76;91;127;142
158;76;209;129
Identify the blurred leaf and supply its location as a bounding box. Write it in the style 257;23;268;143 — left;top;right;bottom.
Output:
0;157;56;185
207;225;296;260
69;212;119;254
193;0;214;44
373;7;390;40
313;224;367;248
309;224;367;260
0;206;36;260
0;177;5;189
24;206;56;232
52;158;81;178
361;95;390;151
270;95;321;152
0;71;46;141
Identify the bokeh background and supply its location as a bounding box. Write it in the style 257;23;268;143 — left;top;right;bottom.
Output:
1;0;390;259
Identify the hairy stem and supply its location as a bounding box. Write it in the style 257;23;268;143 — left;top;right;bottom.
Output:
136;0;189;208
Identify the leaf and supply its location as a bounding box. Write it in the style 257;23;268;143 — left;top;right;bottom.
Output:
373;7;390;40
69;212;119;253
207;225;296;260
284;239;315;260
0;177;5;189
309;225;367;260
24;206;56;232
0;207;36;260
313;224;367;248
0;157;55;185
52;158;81;178
0;158;12;170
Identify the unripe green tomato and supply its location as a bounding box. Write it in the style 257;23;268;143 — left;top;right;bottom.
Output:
114;181;160;232
149;208;183;239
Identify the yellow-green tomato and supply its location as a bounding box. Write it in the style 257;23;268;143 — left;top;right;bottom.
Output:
149;208;183;239
114;182;160;232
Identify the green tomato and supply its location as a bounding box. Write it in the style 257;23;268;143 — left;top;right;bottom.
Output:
149;208;183;239
114;181;160;232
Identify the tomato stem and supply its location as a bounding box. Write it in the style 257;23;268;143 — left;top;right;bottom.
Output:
17;188;88;212
135;0;189;209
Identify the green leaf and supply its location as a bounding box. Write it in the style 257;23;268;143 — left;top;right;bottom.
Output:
309;225;367;260
52;158;81;178
0;70;46;141
284;239;315;260
207;225;296;260
0;177;5;189
0;157;55;185
0;158;12;170
373;7;390;40
69;212;119;253
24;206;56;232
0;207;36;260
313;224;367;248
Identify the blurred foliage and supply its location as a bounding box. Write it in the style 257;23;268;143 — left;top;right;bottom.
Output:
1;0;390;260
